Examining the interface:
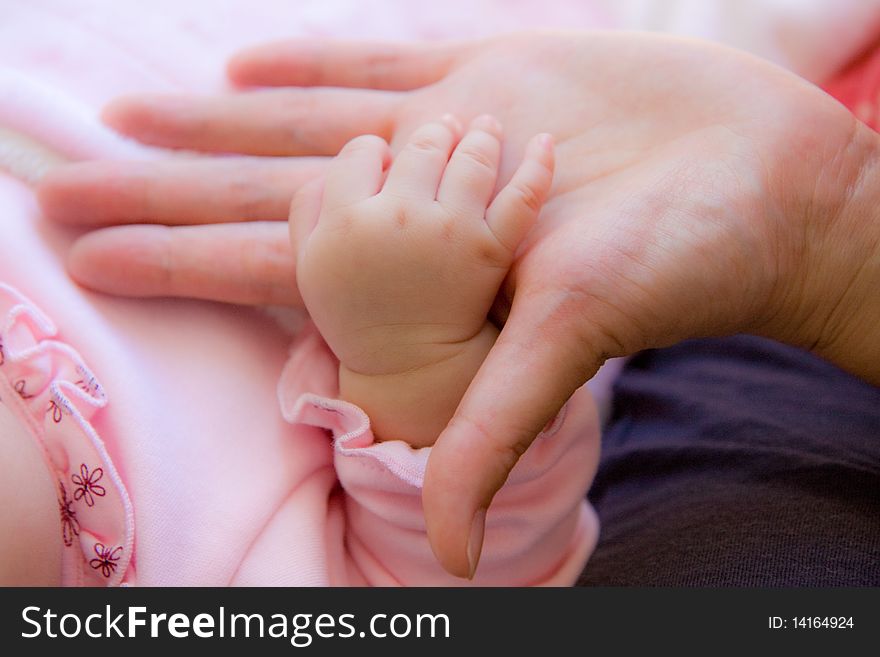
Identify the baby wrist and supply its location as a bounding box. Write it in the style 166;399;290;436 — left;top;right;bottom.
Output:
338;323;499;448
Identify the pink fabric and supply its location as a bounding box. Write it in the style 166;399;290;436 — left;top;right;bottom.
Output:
0;1;611;586
0;278;599;585
1;0;874;586
275;324;599;586
0;283;133;586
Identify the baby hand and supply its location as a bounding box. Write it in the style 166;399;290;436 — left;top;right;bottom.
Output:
292;115;554;445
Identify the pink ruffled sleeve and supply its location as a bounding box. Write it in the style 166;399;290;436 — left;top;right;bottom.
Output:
279;323;600;586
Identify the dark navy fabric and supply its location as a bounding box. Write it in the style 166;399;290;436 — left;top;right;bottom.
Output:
578;335;880;586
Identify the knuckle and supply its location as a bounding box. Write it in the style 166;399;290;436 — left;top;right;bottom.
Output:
438;215;458;242
392;204;410;229
156;227;176;293
454;413;533;477
407;123;452;153
408;136;442;154
485;429;533;477
379;192;420;220
475;239;510;268
490;442;529;482
459;145;496;173
229;178;271;219
510;181;543;214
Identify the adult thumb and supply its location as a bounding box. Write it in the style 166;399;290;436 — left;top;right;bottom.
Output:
422;289;603;579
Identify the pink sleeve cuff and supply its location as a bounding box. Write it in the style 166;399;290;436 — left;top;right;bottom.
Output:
284;392;429;488
278;325;600;586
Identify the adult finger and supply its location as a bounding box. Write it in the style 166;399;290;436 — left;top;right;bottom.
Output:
290;177;325;258
423;286;605;578
68;222;301;306
228;38;470;90
39;157;326;226
102;88;398;156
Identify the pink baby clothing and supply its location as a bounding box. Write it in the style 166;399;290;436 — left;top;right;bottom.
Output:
0;50;600;586
0;283;134;586
6;0;880;589
0;279;600;586
274;323;601;585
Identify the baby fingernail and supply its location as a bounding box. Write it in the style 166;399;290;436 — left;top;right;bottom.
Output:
471;114;502;135
536;133;553;151
440;113;463;134
527;133;554;161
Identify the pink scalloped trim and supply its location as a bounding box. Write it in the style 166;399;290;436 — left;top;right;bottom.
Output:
277;321;571;490
0;282;134;586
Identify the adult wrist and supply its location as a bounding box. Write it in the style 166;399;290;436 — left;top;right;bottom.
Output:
764;119;880;385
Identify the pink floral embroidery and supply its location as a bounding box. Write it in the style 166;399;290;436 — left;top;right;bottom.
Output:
13;379;33;399
89;543;122;578
57;483;80;547
47;399;63;423
72;464;106;507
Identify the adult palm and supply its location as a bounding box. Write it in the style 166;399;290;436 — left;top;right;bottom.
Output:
39;31;874;577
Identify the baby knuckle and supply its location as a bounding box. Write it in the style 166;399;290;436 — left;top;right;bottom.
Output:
459;145;496;173
408;136;443;154
510;181;543;214
363;199;411;231
438;216;458;241
475;239;510;267
392;205;411;229
407;124;451;153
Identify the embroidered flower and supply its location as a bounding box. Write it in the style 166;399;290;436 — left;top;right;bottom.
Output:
47;399;64;423
89;543;122;578
13;379;33;399
57;483;80;547
71;464;106;507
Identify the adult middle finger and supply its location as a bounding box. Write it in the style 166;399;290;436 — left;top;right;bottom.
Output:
39;156;327;226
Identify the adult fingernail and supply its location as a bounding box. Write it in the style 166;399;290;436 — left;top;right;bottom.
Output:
466;508;487;580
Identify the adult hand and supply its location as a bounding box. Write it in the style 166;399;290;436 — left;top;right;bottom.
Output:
38;32;880;577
